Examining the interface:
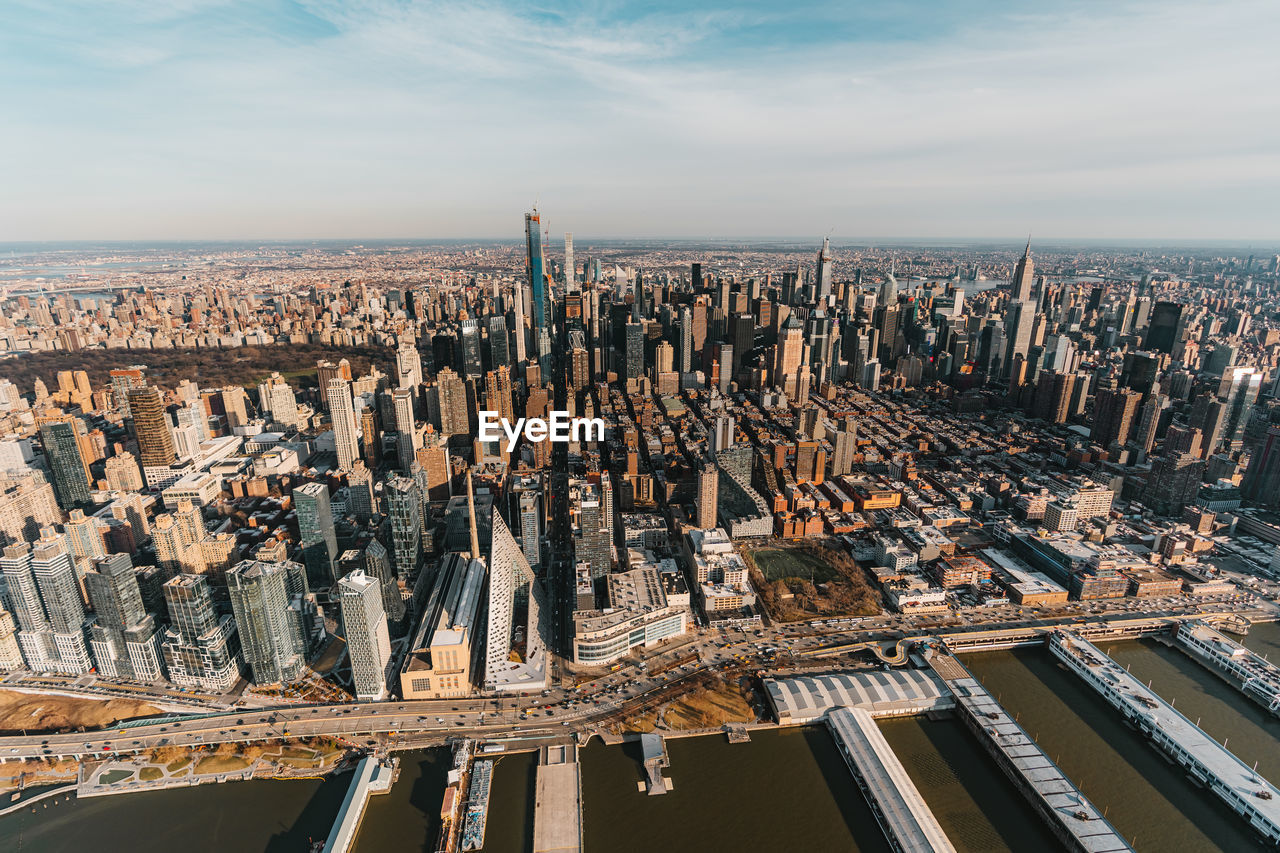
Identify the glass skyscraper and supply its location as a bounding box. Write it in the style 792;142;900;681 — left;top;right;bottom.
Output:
38;418;90;510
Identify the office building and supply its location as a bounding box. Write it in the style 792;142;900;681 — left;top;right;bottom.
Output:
326;378;361;470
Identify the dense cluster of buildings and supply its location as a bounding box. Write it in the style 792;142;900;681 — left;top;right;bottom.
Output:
0;221;1277;699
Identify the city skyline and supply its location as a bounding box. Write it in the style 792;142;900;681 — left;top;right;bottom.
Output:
4;0;1279;242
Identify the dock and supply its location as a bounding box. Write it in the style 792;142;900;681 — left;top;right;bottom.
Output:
1050;630;1280;845
320;756;397;853
460;759;493;852
827;706;957;853
532;744;582;853
640;733;671;794
926;651;1133;853
1173;620;1280;716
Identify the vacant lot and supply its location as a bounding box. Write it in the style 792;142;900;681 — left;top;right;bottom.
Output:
745;543;882;622
0;689;158;734
624;680;756;733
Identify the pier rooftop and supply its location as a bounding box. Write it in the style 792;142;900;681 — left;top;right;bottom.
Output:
828;707;957;853
938;665;1133;853
1053;631;1280;843
766;669;953;724
532;744;582;853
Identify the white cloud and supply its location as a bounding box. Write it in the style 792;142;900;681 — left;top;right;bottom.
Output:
0;0;1277;240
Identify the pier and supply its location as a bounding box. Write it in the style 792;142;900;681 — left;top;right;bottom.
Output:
320;756;396;853
826;706;957;853
1050;630;1280;845
532;744;582;853
925;651;1133;853
1173;620;1280;716
640;733;671;794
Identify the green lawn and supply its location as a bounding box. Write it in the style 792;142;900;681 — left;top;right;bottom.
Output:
139;767;163;782
752;549;838;583
98;769;133;785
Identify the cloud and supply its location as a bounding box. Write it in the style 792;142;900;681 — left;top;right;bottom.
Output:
0;0;1277;241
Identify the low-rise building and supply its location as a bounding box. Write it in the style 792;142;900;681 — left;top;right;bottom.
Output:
572;566;688;665
399;553;485;699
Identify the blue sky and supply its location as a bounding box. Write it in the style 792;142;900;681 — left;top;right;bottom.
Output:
2;0;1277;241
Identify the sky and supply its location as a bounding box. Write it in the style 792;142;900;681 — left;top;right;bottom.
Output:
2;0;1278;243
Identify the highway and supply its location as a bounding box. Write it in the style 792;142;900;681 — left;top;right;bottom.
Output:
0;593;1267;762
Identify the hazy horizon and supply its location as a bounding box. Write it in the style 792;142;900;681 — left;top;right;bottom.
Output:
3;1;1278;242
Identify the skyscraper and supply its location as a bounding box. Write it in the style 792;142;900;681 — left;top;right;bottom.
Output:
484;367;515;426
1145;301;1184;354
384;476;422;582
128;386;176;468
564;232;575;289
161;573;241;692
38;417;91;510
525;209;550;374
227;559;306;685
363;539;405;623
1214;366;1262;453
109;367;147;419
814;236;833;304
1092;387;1143;449
294;482;337;586
485;510;547;692
392;388;418;473
257;372;301;428
338;569;391;700
434;367;470;437
326;378;361;470
1242;425;1280;509
85;553;164;681
571;481;611;579
677;307;694;374
624;320;644;382
1010;239;1034;303
460;319;483;379
696;460;719;529
2;534;93;674
1032;370;1076;424
487;315;510;367
516;485;542;572
774;314;805;400
396;337;423;389
1002;300;1035;380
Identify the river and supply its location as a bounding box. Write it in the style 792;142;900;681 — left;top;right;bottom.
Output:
0;775;348;852
965;641;1269;851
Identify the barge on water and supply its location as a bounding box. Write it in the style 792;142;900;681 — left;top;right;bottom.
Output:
460;759;493;852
